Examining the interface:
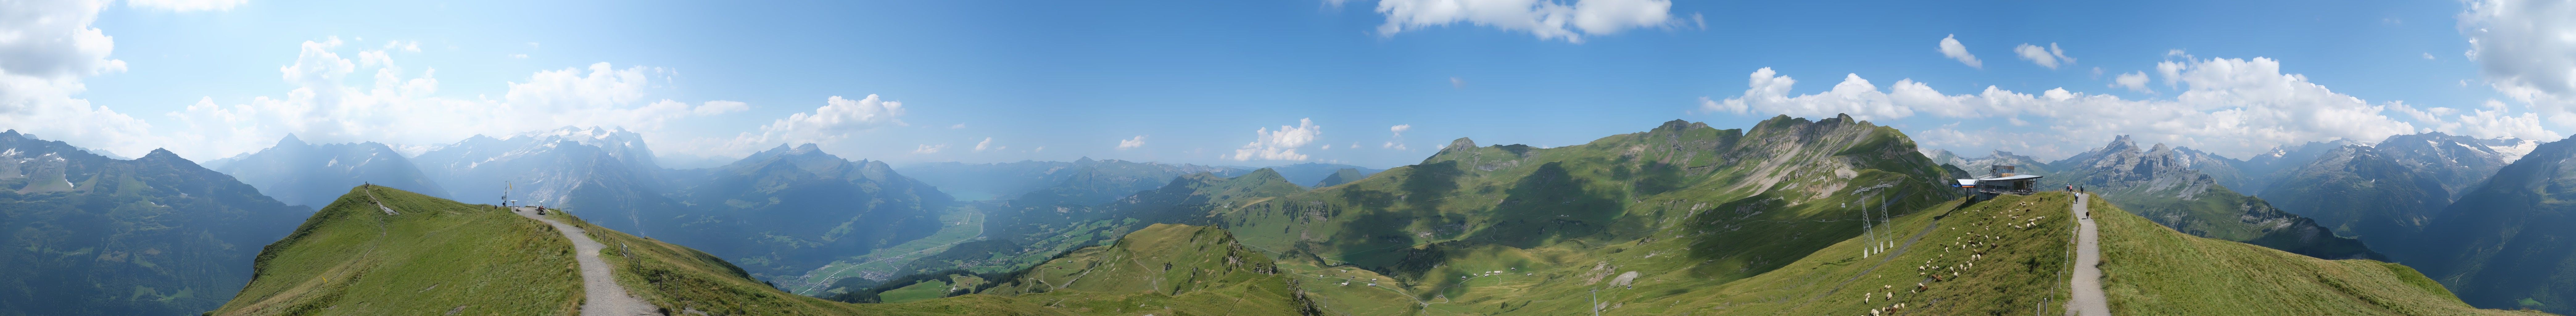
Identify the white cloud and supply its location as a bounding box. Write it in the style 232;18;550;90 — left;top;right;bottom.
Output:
949;123;966;129
2014;43;2074;69
0;0;157;157
912;143;946;154
1383;124;1412;149
1232;118;1320;161
1702;68;1951;121
2461;0;2576;126
707;94;908;155
2113;71;2152;93
2423;52;2438;60
1706;55;2430;158
1938;35;1982;69
1450;77;1465;88
126;0;245;12
1369;0;1675;43
2393;101;2560;140
1117;135;1146;149
973;137;996;152
167;40;762;159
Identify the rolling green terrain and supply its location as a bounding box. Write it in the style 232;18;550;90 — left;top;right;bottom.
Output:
210;186;585;316
204;116;2548;316
2091;193;2545;316
216;186;1320;315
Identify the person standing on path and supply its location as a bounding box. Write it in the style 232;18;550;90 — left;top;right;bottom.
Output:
2067;193;2112;316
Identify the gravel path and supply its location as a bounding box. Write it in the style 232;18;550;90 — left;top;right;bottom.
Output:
515;207;664;316
2067;194;2112;316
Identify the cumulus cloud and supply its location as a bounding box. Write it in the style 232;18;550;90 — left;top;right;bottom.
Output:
2393;101;2559;140
2113;71;2152;93
1938;35;1982;69
2014;43;2074;69
167;39;758;159
1232;118;1320;161
1705;55;2432;158
1117;135;1146;149
912;143;946;154
169;39;751;158
1369;0;1675;43
1383;124;1412;149
2460;0;2576;125
0;0;158;156
126;0;245;12
706;94;908;155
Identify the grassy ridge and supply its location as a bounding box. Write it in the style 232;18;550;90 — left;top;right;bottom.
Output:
220;185;1329;316
212;186;582;316
2092;194;2548;316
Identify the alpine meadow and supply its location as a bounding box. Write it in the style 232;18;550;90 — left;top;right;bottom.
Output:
7;0;2576;315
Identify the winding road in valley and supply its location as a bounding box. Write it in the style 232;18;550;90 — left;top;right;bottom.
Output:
515;206;664;316
2068;193;2111;316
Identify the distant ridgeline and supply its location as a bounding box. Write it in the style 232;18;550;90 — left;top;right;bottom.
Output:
0;130;308;316
811;115;2532;314
202;116;2541;315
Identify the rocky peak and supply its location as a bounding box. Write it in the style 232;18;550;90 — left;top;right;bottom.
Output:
1444;137;1478;151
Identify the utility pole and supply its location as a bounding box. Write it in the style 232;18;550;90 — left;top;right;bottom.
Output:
1591;287;1600;316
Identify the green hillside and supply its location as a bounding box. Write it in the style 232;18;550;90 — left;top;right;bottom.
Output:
0;131;308;316
2090;194;2545;316
216;185;1324;316
885;168;1308;279
211;186;585;315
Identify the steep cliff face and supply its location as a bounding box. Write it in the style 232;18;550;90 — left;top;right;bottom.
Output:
2053;136;2382;260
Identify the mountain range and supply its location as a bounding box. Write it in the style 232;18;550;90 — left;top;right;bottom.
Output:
201;135;449;208
194;116;2543;316
6;114;2572;314
0;131;308;316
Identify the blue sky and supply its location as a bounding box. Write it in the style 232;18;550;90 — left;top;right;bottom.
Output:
8;0;2568;168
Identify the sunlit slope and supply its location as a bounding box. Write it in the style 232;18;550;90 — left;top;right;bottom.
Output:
2090;195;2547;316
1597;193;2076;315
211;186;584;315
1215;116;1960;306
975;223;1317;316
215;186;1317;316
